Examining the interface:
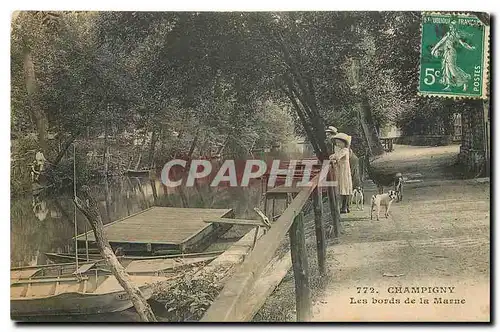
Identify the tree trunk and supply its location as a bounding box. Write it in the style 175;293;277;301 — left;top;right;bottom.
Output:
51;111;96;165
178;186;189;208
360;96;384;156
150;178;158;205
356;103;373;156
177;133;200;208
289;212;311;321
312;188;326;276
135;153;142;170
148;129;158;169
23;49;48;155
104;173;112;222
73;185;157;322
102;118;108;165
193;180;206;206
135;177;149;208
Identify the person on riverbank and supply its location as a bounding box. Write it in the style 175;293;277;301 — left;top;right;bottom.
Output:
349;145;361;189
325;126;339;154
325;126;341;210
326;125;361;194
329;133;353;213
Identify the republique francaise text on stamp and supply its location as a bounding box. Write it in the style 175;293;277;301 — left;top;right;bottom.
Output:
419;13;489;99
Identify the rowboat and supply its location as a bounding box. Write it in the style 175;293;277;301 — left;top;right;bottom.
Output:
21;253;220;277
11;264;169;317
11;250;219;317
44;250;223;266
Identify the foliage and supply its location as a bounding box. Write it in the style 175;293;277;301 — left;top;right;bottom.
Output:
11;11;481;195
253;300;293;322
10;135;39;196
153;268;225;322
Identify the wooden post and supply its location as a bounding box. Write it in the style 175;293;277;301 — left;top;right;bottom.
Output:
312;188;326;276
74;186;157;322
263;174;269;216
149;171;158;205
272;198;276;221
289;211;311;321
326;168;340;238
150;179;158;205
201;178;317;322
251;226;260;251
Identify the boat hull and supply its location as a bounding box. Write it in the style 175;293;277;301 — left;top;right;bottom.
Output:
45;253;102;264
11;285;153;318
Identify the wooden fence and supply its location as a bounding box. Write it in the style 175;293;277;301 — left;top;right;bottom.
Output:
201;174;334;322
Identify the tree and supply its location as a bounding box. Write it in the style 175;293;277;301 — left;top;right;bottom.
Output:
74;186;157;322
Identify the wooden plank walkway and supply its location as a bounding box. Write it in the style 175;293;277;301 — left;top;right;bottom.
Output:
204;218;268;227
124;256;217;274
75;207;233;253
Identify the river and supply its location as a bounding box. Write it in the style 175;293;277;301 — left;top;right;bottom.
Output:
10;149;311;321
11;176;269;267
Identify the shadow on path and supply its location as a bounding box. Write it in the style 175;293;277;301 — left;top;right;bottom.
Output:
370;144;469;181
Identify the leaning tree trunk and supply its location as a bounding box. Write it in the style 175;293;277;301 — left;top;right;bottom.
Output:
73;185;157;322
359;96;384;157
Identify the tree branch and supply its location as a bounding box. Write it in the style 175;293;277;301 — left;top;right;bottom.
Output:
73;185;157;322
280;85;321;158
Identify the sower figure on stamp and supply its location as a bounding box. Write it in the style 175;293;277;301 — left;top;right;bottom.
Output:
431;20;476;92
329;133;353;214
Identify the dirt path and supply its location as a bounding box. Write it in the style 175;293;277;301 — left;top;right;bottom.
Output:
371;144;462;180
311;145;490;322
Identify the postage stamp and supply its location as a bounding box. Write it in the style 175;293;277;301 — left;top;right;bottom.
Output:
418;13;489;99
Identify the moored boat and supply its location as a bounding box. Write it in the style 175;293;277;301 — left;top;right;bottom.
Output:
44;250;223;266
45;252;102;264
11;265;169;317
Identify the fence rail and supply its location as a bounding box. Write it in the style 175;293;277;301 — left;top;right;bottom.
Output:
201;173;335;322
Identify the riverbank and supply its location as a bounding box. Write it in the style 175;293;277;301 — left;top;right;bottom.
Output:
256;144;490;322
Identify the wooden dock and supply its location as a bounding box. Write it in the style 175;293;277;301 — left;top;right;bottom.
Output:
75;207;234;254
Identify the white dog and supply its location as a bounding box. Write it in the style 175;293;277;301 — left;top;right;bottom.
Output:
370;190;397;221
351;187;364;210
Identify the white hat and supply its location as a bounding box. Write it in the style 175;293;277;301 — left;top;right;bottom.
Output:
333;133;351;146
325;126;338;134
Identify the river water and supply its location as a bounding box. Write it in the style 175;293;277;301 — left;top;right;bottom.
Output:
10;150;310;321
11;150;311;267
11;176;269;267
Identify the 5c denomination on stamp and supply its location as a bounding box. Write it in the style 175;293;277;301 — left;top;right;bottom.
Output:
419;13;489;99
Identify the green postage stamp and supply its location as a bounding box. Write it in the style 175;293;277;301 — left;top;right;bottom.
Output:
419;13;489;99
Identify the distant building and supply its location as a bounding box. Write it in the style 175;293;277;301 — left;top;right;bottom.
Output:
284;136;314;157
379;124;402;138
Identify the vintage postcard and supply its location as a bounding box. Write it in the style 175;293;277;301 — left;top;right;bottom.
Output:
10;11;490;323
